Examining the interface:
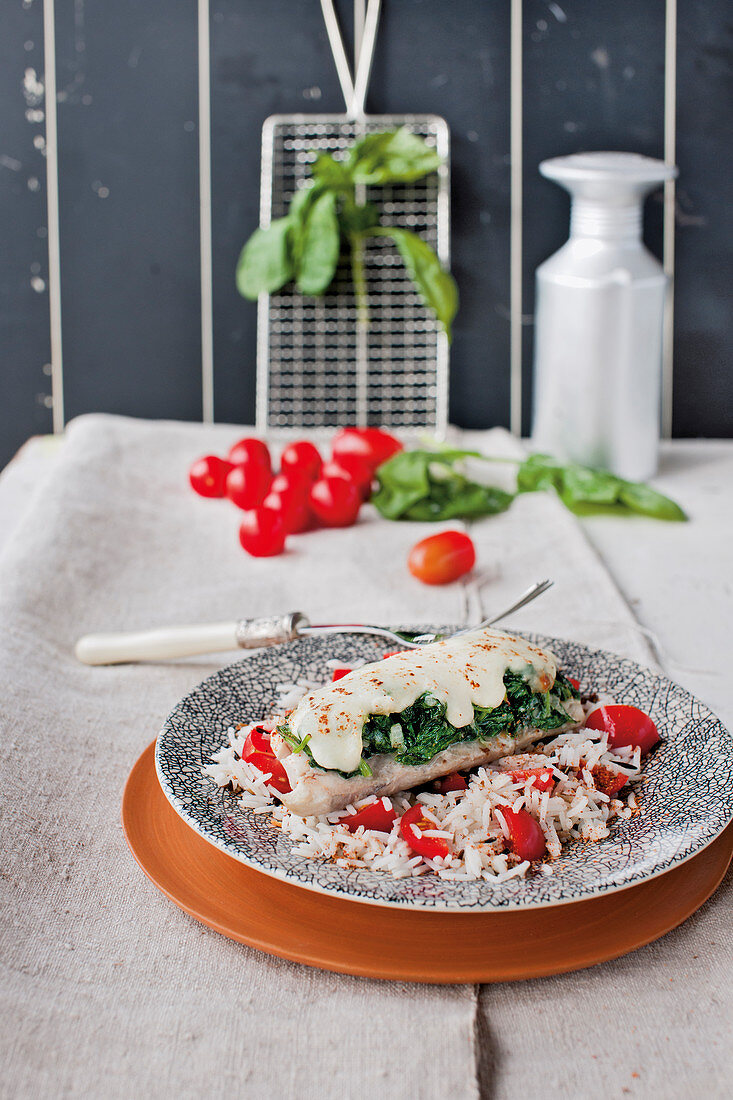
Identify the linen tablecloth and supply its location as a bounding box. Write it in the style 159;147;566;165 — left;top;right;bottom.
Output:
1;414;729;1099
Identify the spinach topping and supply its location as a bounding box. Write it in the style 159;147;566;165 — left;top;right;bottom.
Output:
279;669;579;774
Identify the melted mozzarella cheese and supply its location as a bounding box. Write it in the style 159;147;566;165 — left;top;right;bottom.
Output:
287;628;557;773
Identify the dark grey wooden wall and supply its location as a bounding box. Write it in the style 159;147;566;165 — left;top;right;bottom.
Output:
1;1;731;469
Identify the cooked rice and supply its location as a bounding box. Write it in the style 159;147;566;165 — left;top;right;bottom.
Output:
203;675;644;883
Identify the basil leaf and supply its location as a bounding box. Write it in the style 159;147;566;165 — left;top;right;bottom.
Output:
618;482;687;521
349;128;443;184
295;190;341;296
235;217;294;299
373;227;458;339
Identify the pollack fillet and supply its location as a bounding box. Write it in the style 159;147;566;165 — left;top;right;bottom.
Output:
274;628;584;816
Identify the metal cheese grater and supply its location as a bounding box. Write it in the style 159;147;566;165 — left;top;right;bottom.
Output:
256;0;450;434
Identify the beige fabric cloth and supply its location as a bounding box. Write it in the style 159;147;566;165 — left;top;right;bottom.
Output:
0;415;726;1099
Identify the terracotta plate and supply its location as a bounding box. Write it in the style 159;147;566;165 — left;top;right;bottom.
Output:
124;742;733;982
154;631;733;911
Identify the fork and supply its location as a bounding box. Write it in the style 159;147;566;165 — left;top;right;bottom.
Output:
74;580;553;666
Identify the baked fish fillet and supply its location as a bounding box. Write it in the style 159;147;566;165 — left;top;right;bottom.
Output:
277;708;583;817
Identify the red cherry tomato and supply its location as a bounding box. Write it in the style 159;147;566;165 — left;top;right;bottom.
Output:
436;772;468;794
331;427;403;472
227;437;271;473
238;507;286;557
262;485;311;534
321;454;374;500
341;798;398;834
584;704;660;755
509;767;554;793
399;804;450;860
225;459;272;510
331;667;352;682
242;725;272;756
241;726;291;794
568;677;581;692
309;476;361;527
189;455;233;498
280;440;322;482
270;471;309;495
495;806;547;861
407;530;476;586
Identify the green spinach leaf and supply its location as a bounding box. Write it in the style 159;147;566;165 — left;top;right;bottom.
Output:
517;453;687;520
338;197;381;236
372;450;513;522
295;190;341;296
617;481;687;521
372;227;459;339
348;128;443;184
361;671;576;768
310;153;353;190
235;217;294;299
235;129;456;333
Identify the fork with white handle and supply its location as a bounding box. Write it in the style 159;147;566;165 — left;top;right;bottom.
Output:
74;580;553;666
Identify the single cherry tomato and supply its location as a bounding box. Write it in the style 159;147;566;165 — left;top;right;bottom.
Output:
495;806;547;861
280;440;322;482
321;455;374;500
225;459;272;510
331;667;352;682
341;798;398;834
238;507;286;557
436;772;468;794
509;767;554;793
242;725;272;756
227;437;271;473
240;726;292;794
399;804;450;860
189;455;233;498
584;704;660;755
407;530;476;585
244;751;291;794
591;764;628;799
270;470;310;495
568;677;581;692
262;486;311;534
309;475;361;527
331;427;403;472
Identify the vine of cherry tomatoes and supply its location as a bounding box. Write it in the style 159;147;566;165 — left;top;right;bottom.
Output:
188;427;402;557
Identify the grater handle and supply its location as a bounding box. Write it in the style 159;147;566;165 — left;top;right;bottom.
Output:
352;0;381;119
320;0;355;114
320;0;381;119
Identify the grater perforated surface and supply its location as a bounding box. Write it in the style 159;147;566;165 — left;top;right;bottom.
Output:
256;114;450;433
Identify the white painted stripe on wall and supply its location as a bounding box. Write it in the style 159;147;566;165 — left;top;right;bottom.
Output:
662;0;677;439
42;0;64;433
509;0;523;437
198;0;215;423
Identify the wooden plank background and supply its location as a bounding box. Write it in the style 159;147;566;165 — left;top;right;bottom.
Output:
1;0;730;468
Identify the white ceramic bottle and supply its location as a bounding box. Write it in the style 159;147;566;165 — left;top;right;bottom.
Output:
532;152;678;481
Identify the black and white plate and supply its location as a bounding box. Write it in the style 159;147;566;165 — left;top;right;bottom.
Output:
155;631;733;912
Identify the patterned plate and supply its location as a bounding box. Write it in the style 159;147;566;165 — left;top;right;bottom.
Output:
155;631;733;912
